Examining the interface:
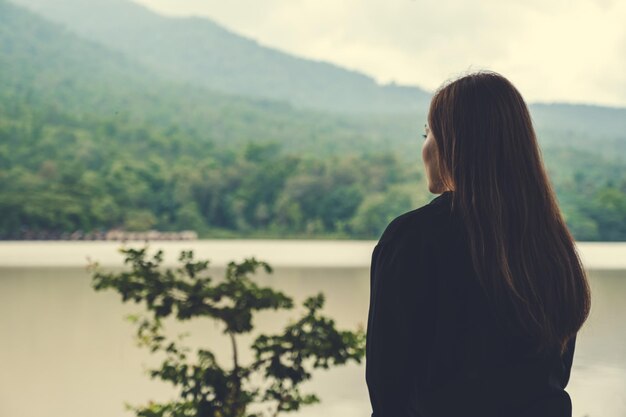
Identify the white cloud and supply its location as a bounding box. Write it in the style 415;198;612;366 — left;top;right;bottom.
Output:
133;0;626;106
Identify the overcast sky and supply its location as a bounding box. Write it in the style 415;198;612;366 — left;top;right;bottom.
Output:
134;0;626;107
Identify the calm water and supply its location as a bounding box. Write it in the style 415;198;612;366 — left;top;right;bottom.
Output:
0;241;625;417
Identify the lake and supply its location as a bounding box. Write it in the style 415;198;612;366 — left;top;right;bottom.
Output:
0;241;625;417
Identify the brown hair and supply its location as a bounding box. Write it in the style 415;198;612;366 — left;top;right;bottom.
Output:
428;70;591;357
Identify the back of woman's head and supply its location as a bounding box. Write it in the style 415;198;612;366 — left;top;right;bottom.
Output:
428;70;591;357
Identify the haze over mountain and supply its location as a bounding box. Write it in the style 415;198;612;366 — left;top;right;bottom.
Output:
1;0;424;156
10;0;626;143
10;0;433;114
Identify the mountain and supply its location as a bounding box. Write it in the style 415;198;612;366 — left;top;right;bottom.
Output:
528;103;626;160
10;0;432;114
530;102;626;139
0;0;429;239
10;0;626;144
1;0;623;240
0;0;423;156
3;0;625;157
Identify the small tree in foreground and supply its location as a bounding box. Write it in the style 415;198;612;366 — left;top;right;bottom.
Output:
87;247;366;417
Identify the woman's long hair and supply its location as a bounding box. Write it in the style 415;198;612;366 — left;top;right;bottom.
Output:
428;71;591;357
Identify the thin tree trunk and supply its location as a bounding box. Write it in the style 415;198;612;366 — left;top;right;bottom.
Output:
229;331;243;416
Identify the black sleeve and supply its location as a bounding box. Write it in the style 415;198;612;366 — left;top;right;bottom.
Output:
365;239;430;417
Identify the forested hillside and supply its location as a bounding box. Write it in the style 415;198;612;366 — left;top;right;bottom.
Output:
10;0;432;114
1;0;624;240
0;0;427;238
1;0;433;154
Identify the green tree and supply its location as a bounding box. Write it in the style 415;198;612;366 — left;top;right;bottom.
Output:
585;187;626;241
88;247;366;417
350;190;413;238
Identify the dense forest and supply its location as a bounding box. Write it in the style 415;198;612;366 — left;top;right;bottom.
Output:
0;102;420;238
2;104;624;241
0;0;624;241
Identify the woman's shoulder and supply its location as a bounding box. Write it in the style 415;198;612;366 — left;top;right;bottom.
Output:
378;191;455;247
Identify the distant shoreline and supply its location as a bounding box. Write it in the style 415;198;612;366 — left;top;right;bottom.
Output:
2;230;199;241
0;240;624;270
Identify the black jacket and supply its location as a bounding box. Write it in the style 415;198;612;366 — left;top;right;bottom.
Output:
365;191;576;417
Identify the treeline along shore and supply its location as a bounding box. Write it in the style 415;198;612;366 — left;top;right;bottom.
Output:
5;229;198;241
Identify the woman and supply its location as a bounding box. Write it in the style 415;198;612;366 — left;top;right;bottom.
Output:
365;71;591;417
